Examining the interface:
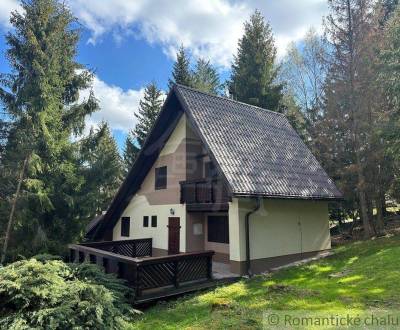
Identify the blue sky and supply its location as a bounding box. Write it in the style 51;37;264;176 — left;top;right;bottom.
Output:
0;0;328;152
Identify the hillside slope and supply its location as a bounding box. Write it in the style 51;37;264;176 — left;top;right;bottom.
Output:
131;235;400;329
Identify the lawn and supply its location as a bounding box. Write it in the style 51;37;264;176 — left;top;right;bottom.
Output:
130;235;400;329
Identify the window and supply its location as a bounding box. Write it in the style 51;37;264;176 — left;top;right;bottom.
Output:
143;216;149;227
121;217;130;237
151;215;157;227
205;161;217;178
208;216;229;243
155;166;167;190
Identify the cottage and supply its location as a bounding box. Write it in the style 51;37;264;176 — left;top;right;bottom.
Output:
85;84;342;276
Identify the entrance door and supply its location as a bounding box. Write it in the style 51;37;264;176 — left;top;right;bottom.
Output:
168;217;180;254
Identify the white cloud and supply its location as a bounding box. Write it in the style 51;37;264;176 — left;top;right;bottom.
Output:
81;75;144;133
0;0;20;28
1;0;329;66
68;0;328;66
69;0;250;67
254;0;328;57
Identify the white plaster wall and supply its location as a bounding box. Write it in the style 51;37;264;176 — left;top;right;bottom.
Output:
228;198;245;261
230;198;331;261
112;196;186;252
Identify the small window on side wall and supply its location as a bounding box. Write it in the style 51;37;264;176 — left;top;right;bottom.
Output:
155;166;167;190
151;215;157;227
121;217;130;237
143;216;149;227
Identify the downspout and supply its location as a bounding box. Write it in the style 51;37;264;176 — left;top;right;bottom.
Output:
245;197;261;277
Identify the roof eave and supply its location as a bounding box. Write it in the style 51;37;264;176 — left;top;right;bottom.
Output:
232;192;344;201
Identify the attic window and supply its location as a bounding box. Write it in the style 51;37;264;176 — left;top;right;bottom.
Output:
205;161;218;178
121;217;130;237
155;166;167;190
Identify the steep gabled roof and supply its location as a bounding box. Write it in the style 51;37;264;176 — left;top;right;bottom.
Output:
176;85;342;199
92;85;341;239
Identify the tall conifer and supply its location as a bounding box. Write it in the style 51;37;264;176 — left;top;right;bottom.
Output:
229;10;283;111
191;59;221;94
0;0;98;261
123;82;163;172
168;45;192;88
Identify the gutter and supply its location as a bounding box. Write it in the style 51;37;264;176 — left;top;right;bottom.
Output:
245;197;261;277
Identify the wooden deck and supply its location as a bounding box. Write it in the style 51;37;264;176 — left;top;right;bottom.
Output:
69;239;222;302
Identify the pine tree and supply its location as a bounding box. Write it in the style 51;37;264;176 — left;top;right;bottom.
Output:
168;45;192;89
80;122;122;217
123;134;139;173
319;0;380;238
191;59;221;94
229;10;283;111
0;0;98;261
123;83;163;172
380;5;400;202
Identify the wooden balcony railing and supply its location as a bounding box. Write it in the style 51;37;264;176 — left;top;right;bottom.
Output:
68;241;214;299
180;179;229;205
81;238;152;258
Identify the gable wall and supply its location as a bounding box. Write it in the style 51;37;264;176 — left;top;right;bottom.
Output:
112;115;187;253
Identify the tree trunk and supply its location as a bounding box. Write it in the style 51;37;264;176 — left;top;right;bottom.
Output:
344;0;371;239
1;155;29;264
380;192;387;218
367;197;377;236
356;161;372;239
375;197;385;235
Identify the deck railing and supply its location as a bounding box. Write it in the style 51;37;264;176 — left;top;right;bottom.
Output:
81;238;152;258
180;179;229;204
69;242;214;298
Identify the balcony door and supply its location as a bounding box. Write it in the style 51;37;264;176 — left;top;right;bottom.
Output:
168;217;180;254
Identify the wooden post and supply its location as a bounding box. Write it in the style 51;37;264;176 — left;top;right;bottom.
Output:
135;265;142;297
207;255;213;280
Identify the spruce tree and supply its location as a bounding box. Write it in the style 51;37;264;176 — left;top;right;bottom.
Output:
168;45;192;88
123;135;140;173
318;0;381;238
123;83;163;172
380;6;400;201
229;10;283;111
80;122;122;217
191;59;221;94
0;0;98;261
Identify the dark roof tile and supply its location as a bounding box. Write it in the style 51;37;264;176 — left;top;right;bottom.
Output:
175;85;342;199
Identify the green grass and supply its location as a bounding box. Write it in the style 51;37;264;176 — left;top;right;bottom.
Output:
130;235;400;329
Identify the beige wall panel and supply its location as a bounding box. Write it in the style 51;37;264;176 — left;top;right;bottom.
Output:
236;198;331;261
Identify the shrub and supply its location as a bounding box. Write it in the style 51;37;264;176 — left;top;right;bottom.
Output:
0;257;139;329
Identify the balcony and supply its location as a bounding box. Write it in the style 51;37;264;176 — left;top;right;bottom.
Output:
180;179;230;212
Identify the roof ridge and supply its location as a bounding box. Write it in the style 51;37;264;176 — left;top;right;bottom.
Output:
174;83;286;117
